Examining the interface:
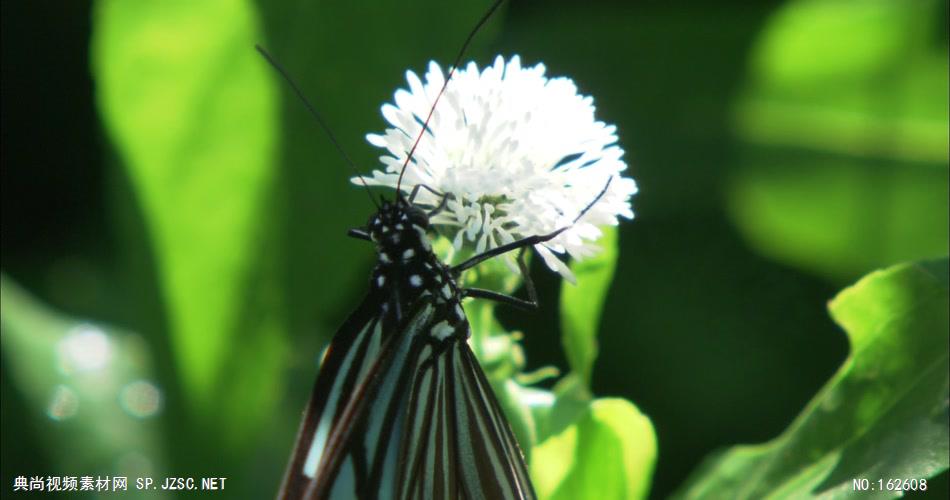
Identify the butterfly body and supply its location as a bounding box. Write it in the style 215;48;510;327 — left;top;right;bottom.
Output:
279;196;536;500
366;199;464;328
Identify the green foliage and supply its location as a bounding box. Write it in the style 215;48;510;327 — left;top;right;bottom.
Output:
728;0;949;281
0;276;166;497
675;259;950;499
561;226;618;387
532;398;656;500
91;0;286;446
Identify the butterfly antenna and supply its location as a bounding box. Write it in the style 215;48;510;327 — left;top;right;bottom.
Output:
395;0;507;193
255;44;379;209
573;176;613;224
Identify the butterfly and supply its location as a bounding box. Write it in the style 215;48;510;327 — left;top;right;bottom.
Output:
269;182;609;499
258;1;610;498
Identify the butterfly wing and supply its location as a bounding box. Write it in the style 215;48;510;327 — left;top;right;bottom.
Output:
310;298;437;498
278;289;396;499
283;293;535;500
395;335;535;499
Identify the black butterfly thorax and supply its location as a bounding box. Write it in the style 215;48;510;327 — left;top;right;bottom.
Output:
366;198;467;338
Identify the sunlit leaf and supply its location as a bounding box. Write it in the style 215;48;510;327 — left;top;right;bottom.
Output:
560;226;619;387
728;0;949;281
531;398;657;500
0;276;167;491
674;259;950;499
536;374;591;444
91;0;286;445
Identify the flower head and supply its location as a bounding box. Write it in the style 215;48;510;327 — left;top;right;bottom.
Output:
357;55;637;282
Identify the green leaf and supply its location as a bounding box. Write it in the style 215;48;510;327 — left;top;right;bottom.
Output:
535;374;592;444
674;259;950;499
560;226;619;387
0;276;167;488
727;0;949;281
91;0;286;445
531;398;657;500
494;379;542;464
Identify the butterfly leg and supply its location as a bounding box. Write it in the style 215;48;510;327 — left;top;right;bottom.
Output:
450;228;563;309
451;176;614;273
452;177;615;308
463;288;536;310
427;192;455;218
406;183;453;217
408;183;445;203
461;247;540;310
451;229;566;274
347;228;372;241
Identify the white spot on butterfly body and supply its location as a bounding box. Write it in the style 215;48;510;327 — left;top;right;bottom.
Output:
402;248;415;260
395;224;404;230
441;284;452;299
380;252;391;263
455;304;465;319
432;321;455;340
409;275;423;287
413;226;431;250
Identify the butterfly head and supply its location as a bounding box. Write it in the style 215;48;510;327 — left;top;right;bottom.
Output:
367;197;431;257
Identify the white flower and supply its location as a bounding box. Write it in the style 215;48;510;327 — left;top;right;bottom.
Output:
357;55;637;282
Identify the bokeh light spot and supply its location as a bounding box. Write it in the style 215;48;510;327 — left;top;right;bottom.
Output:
57;324;112;374
115;451;154;477
46;385;79;421
119;380;162;418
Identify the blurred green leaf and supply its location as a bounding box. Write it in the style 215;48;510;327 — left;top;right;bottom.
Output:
560;226;619;387
674;259;950;499
728;0;949;281
531;398;657;500
1;276;167;495
535;374;592;444
494;379;542;464
91;0;286;445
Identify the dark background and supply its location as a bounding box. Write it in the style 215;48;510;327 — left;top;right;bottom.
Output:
3;0;947;498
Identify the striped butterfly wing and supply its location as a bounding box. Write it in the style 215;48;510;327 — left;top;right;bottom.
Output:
398;332;535;499
313;297;535;500
279;288;394;499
